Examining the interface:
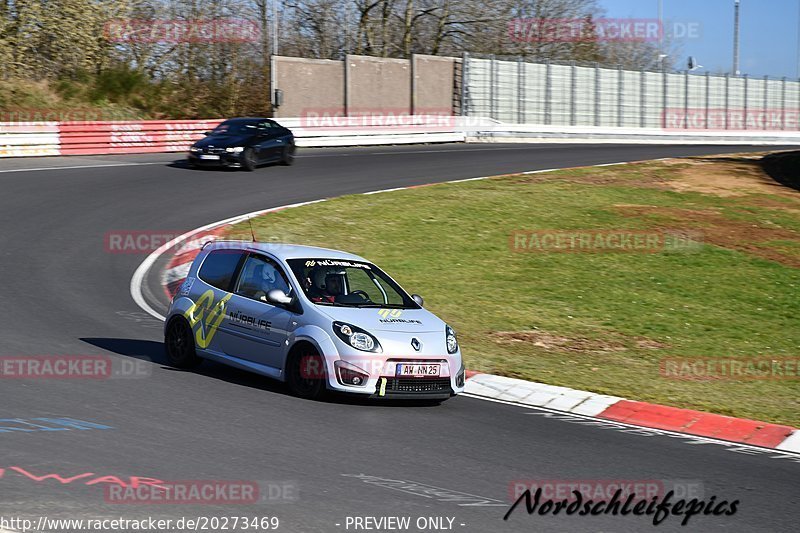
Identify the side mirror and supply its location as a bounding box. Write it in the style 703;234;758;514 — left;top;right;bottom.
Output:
267;289;293;305
411;294;424;307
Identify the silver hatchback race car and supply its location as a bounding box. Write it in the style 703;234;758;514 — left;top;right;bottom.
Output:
164;241;465;401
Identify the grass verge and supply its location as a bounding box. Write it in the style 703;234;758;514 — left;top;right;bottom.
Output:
225;153;800;426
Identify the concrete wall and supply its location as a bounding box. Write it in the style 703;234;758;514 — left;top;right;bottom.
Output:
272;57;344;118
347;55;410;113
272;54;458;118
413;55;457;114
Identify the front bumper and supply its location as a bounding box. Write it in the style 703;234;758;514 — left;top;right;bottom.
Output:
322;351;465;399
368;376;455;399
187;152;243;167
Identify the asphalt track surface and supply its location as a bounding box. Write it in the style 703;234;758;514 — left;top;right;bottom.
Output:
1;144;798;533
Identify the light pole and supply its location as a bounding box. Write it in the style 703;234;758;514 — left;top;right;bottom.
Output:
733;0;741;76
796;0;800;77
273;0;279;57
658;0;663;61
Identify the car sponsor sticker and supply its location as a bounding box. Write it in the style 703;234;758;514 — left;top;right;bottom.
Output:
184;289;232;349
179;277;195;296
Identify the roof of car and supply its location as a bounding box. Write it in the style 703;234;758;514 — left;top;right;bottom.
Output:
204;241;369;262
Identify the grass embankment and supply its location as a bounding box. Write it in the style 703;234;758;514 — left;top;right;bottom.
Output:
1;67;267;120
225;154;800;426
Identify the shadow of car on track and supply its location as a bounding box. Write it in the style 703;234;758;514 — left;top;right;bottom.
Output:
165;159;287;172
80;337;446;408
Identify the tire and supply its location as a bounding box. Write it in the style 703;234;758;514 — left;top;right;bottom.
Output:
165;317;203;369
280;143;295;166
241;148;257;171
286;350;326;400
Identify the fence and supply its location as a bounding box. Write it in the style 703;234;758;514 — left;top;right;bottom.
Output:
463;54;800;131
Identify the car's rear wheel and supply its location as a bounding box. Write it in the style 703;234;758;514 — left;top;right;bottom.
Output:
286;350;326;399
241;148;257;171
280;143;295;166
165;317;202;368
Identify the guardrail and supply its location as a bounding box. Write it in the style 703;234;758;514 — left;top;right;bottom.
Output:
3;116;800;159
0;117;465;158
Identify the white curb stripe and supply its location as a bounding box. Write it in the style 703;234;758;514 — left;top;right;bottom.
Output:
162;262;192;286
465;374;623;417
776;430;800;453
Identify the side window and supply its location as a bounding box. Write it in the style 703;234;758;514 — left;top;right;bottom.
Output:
197;250;245;291
234;254;292;302
257;121;273;132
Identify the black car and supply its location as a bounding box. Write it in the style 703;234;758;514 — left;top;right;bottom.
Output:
188;117;295;171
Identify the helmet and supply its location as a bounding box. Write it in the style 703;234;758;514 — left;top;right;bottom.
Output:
311;267;328;290
260;264;276;284
325;272;346;295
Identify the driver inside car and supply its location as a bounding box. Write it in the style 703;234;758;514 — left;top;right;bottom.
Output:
252;263;279;301
307;268;347;303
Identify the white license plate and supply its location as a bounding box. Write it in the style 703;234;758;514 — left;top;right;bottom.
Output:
396;363;440;377
199;154;220;160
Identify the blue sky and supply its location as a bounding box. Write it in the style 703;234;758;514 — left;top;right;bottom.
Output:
600;0;799;78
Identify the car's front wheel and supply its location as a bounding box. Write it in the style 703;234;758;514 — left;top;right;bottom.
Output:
241;148;257;171
165;317;203;368
280;143;295;166
286;350;326;399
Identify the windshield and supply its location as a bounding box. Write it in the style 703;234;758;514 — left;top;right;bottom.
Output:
287;258;419;308
210;121;258;135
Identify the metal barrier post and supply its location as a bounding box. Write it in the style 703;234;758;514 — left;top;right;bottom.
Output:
640;68;646;128
705;72;710;130
763;75;769;130
545;59;552;125
570;61;577;126
594;62;600;127
490;54;496;120
743;74;749;130
461;52;469;117
617;64;623;127
684;70;689;129
518;57;524;124
724;74;730;129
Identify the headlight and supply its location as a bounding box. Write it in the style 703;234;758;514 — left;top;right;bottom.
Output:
189;146;200;152
446;325;458;354
332;322;382;353
225;146;244;153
